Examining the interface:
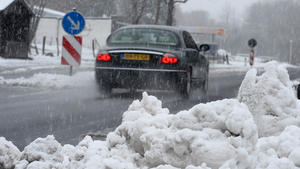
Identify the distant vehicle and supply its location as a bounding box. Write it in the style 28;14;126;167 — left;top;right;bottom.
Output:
202;43;221;63
206;43;218;56
95;25;209;98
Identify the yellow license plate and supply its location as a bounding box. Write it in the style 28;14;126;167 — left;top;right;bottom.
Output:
123;54;150;61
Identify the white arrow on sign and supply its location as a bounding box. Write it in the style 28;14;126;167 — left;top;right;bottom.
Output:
67;16;80;30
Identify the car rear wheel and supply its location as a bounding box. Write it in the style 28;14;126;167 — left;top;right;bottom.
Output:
95;72;112;97
98;80;112;96
179;72;191;99
200;74;208;101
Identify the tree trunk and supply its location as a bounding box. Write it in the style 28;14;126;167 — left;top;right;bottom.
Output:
28;0;46;45
131;0;147;24
131;0;138;24
154;0;162;24
166;0;175;26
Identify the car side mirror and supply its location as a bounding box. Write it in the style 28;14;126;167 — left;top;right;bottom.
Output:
199;44;210;52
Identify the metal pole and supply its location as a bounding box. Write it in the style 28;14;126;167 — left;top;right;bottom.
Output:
56;18;61;57
42;36;46;55
289;40;293;64
211;34;215;43
69;8;77;76
70;66;73;76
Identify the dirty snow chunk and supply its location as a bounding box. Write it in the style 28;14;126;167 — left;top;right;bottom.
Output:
257;126;300;168
289;148;300;167
63;136;141;169
238;61;300;136
82;142;140;169
0;137;21;169
15;160;29;169
186;164;212;169
151;165;180;169
21;135;64;168
0;71;94;89
108;93;258;169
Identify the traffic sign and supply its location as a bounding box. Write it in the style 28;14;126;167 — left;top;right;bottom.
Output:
62;35;82;67
248;39;257;48
62;11;85;35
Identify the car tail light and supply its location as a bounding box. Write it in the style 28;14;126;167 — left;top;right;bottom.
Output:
97;52;111;61
161;53;178;64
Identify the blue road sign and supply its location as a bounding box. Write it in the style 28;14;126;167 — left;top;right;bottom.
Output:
62;11;85;35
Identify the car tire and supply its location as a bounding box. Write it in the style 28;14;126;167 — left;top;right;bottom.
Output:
98;80;112;97
95;72;112;97
180;72;191;99
200;74;208;101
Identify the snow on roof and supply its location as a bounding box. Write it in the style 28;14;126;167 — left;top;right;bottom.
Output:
43;8;65;17
33;6;65;17
0;0;15;11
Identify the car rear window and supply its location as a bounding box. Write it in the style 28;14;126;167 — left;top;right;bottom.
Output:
107;28;180;48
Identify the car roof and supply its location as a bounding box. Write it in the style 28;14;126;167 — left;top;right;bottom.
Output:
115;25;185;34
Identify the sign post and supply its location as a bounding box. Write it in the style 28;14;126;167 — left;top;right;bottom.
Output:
61;9;85;76
248;38;257;67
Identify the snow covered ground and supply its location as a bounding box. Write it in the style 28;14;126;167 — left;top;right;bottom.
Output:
0;45;95;88
0;45;94;71
1;62;300;168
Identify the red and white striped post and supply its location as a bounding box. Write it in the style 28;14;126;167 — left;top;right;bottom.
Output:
61;35;82;76
248;39;257;67
250;49;254;66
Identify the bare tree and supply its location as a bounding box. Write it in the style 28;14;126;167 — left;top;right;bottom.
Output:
28;0;46;45
131;0;148;24
154;0;163;24
165;0;188;26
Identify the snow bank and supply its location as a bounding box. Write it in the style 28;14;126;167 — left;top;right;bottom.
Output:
257;126;300;168
0;137;21;168
238;61;300;136
0;71;94;89
1;61;300;169
0;55;60;69
108;93;257;169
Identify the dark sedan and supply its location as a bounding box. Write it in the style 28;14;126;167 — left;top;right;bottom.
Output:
95;25;209;98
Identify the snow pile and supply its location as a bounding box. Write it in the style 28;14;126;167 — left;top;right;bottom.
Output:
107;93;258;169
256;126;300;168
0;71;94;89
0;137;21;168
16;136;64;169
238;61;300;136
1;62;300;169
